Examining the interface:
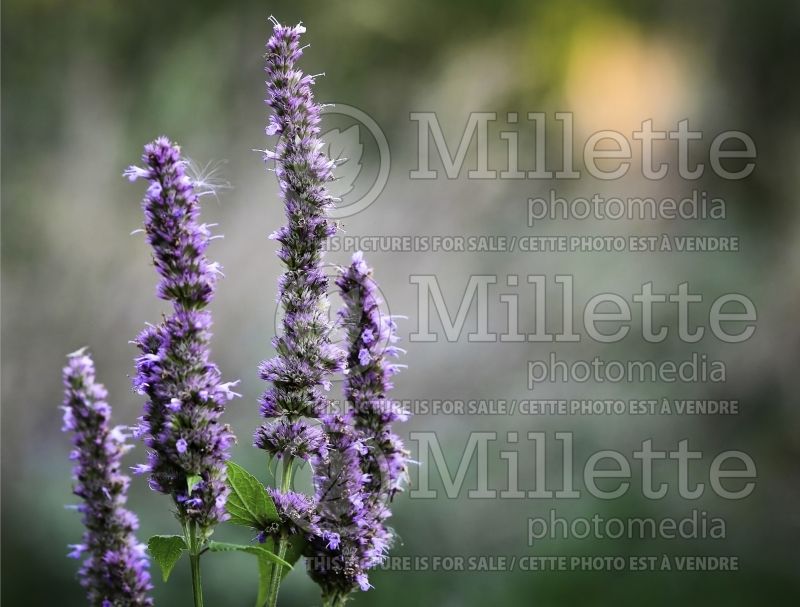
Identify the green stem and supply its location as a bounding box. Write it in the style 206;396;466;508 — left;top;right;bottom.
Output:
265;455;295;607
186;521;205;607
322;591;350;607
280;454;294;494
190;551;204;607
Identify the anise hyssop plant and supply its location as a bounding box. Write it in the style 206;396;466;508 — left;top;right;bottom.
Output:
61;18;410;607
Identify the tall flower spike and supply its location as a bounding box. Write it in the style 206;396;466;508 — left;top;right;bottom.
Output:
308;252;410;601
126;137;238;534
62;349;153;607
256;20;344;506
337;251;409;499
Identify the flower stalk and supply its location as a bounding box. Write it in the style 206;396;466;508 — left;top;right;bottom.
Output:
61;348;153;607
256;18;346;605
126;136;238;605
307;252;410;602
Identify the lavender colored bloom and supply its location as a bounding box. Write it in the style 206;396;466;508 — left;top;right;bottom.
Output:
256;22;347;589
62;349;152;607
126;137;237;534
256;21;344;457
336;251;410;499
308;253;410;600
254;419;328;461
307;413;377;600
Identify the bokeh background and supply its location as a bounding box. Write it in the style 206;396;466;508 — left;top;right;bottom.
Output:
3;0;800;605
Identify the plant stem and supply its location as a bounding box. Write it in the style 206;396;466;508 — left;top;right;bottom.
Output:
265;455;295;607
190;551;204;607
323;591;349;607
280;454;294;494
186;521;205;607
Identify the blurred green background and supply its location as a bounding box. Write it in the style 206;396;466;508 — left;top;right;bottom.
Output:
3;0;800;605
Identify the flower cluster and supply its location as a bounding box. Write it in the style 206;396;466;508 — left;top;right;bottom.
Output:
337;252;409;502
307;252;410;600
62;349;153;607
256;20;344;512
258;489;321;543
60;19;412;607
126;137;237;533
307;413;372;601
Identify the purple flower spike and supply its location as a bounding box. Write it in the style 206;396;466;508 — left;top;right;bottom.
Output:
256;21;344;457
62;349;152;607
337;251;410;499
126;137;238;534
308;252;410;599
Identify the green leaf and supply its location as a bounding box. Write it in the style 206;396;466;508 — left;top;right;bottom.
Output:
206;541;292;569
187;474;202;493
147;535;187;582
225;461;279;528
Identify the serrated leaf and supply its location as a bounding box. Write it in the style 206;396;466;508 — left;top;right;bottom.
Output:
147;535;187;582
225;461;278;528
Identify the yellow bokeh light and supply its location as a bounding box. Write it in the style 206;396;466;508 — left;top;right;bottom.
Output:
564;18;692;137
